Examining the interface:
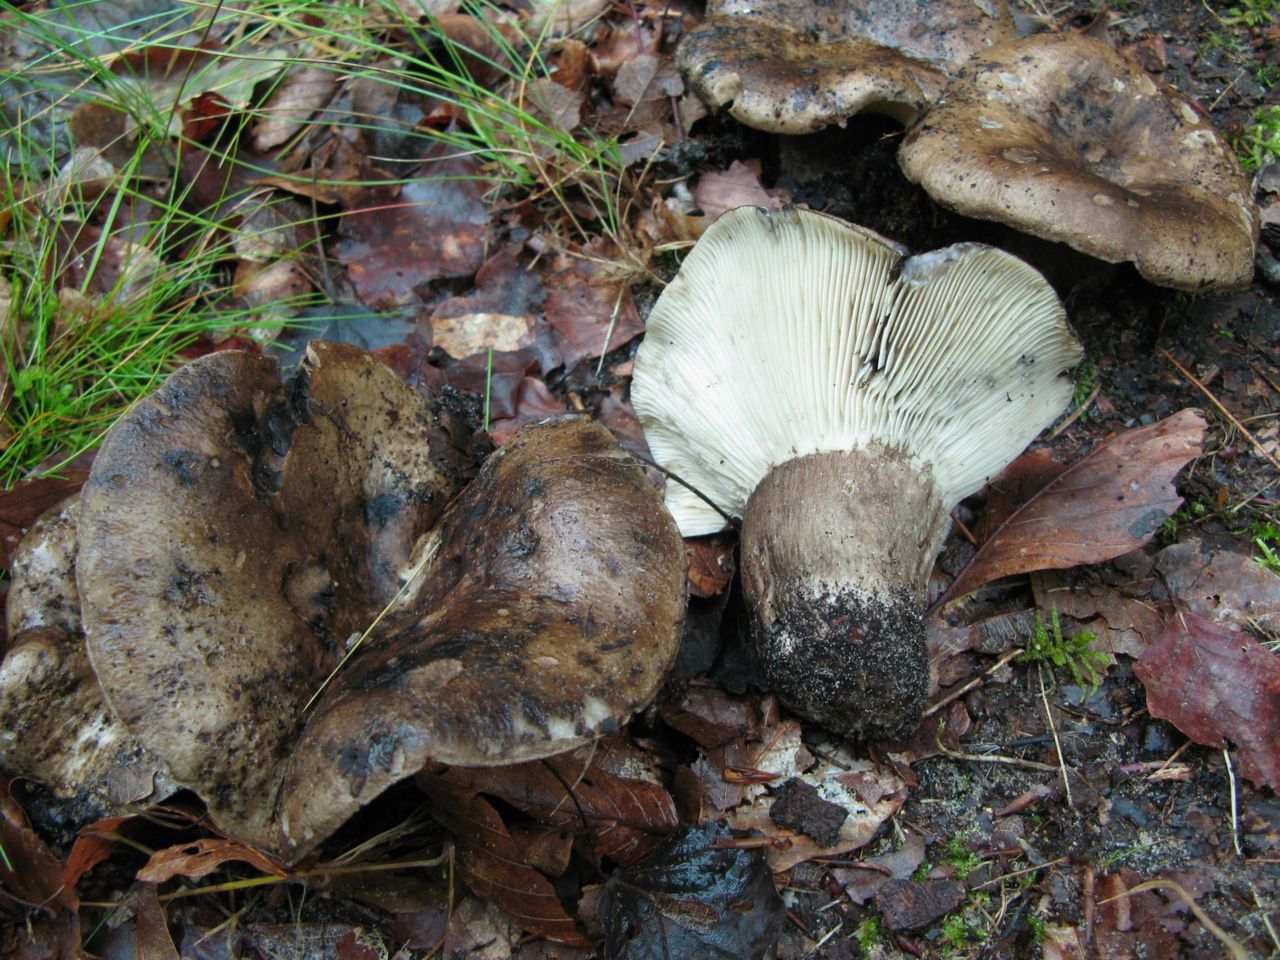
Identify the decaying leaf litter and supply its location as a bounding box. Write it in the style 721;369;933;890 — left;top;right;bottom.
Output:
0;0;1277;956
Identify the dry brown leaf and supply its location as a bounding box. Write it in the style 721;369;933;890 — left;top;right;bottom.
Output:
419;773;590;945
136;838;288;883
941;410;1207;604
251;65;337;151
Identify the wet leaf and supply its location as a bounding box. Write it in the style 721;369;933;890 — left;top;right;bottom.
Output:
0;777;75;913
439;747;679;867
428;245;545;359
1155;538;1280;632
541;247;644;371
1134;609;1280;791
136;884;179;960
136;838;288;883
419;774;590;945
338;146;492;310
941;410;1207;604
597;820;784;960
686;538;734;598
62;814;134;892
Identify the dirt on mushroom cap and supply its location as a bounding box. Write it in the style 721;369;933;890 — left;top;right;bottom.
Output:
898;32;1260;292
279;416;687;858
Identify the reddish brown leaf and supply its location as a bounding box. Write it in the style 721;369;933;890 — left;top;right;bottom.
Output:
338;146;492;310
135;838;287;884
419;774;589;945
973;447;1069;543
0;777;75;913
62;814;135;892
686;538;735;598
440;751;679;867
251;64;338;151
941;410;1206;604
541;246;644;371
487;377;568;446
1134;609;1280;791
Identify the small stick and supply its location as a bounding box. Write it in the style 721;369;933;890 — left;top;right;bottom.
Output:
1039;667;1074;807
1160;347;1280;472
1047;384;1100;439
1224;747;1242;857
936;738;1061;773
922;648;1021;718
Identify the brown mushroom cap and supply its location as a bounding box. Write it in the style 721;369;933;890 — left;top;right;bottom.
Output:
76;341;472;851
0;497;174;811
679;18;944;133
898;33;1260;291
279;417;687;857
678;0;1015;133
70;342;683;859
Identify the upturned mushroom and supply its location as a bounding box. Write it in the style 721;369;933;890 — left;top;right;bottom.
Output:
678;0;1015;133
1;341;685;860
631;206;1082;739
898;33;1259;292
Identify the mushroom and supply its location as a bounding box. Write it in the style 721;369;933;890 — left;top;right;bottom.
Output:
0;497;174;813
630;206;1082;739
898;33;1260;292
1;341;685;860
678;0;1015;133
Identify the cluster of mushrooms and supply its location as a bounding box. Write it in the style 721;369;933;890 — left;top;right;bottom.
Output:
0;8;1262;860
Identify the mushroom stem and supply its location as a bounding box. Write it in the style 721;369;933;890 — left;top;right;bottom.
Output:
739;445;949;739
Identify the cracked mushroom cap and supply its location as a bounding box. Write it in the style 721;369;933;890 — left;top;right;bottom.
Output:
631;206;1082;738
76;341;475;853
278;417;686;857
678;0;1014;133
898;33;1260;292
0;497;173;812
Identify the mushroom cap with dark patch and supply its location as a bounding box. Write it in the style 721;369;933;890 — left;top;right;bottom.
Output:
712;0;1015;71
279;417;687;857
898;33;1259;291
677;0;1015;133
75;341;471;851
679;17;945;133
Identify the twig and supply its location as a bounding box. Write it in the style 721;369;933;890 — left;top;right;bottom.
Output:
1151;738;1193;778
935;738;1062;773
1039;667;1074;807
1099;879;1249;960
971;855;1070;891
922;649;1021;718
1224;747;1242;857
1160;348;1280;472
1047;384;1100;439
595;286;625;378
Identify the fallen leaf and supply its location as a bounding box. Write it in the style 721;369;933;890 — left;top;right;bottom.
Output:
612;53;683;105
62;814;135;892
429;245;545;359
1033;570;1164;658
941;410;1207;604
136;838;288;883
136;884;180;960
338;146;492;310
541;245;644;371
597;820;784;960
1155;538;1280;632
437;748;679;867
419;774;589;945
487;377;569;446
692;161;789;222
974;447;1068;543
1134;609;1280;792
251;64;338;151
686;538;734;598
830;832;926;905
0;776;76;913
